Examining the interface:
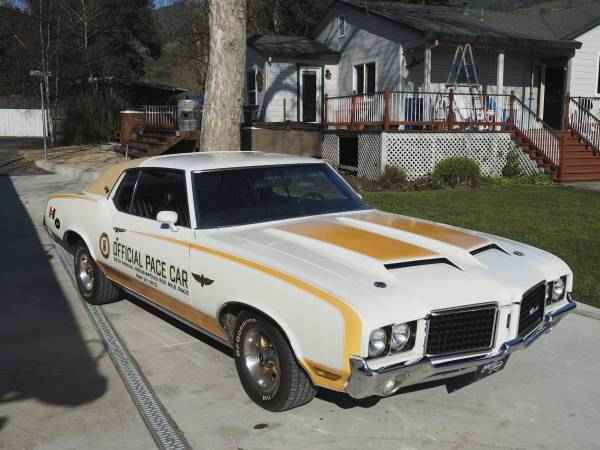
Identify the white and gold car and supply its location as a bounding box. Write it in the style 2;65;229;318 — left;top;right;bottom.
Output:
45;152;576;411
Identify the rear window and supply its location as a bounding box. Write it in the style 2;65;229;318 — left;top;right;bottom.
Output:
193;164;366;229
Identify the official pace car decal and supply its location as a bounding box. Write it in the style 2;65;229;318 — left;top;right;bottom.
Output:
107;235;190;296
99;233;110;259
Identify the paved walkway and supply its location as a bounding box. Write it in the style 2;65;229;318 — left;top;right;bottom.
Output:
564;181;600;192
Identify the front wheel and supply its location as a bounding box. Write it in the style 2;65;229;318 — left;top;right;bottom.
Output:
234;312;316;411
74;243;121;305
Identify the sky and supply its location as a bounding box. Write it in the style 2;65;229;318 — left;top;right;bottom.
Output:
2;0;180;10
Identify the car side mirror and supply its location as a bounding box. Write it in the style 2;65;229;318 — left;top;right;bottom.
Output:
157;210;179;232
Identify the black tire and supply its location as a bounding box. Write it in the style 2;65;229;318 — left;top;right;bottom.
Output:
74;243;121;305
234;311;316;411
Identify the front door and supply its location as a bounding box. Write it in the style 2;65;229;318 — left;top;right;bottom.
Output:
108;168;193;306
300;68;321;123
543;66;566;129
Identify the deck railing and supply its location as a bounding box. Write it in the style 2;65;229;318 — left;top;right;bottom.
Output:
325;90;511;131
143;105;178;130
510;96;561;166
568;97;600;153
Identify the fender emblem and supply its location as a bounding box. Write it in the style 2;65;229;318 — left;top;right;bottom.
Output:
192;273;214;287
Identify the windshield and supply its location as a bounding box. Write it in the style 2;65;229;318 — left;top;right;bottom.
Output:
193;163;367;228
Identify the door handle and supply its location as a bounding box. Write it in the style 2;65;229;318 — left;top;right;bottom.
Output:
113;227;127;233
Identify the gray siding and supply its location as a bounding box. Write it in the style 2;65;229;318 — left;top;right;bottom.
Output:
569;25;600;97
246;48;298;122
316;3;422;94
262;62;298;122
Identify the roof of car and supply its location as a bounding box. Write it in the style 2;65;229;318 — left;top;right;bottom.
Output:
84;152;324;196
141;151;324;171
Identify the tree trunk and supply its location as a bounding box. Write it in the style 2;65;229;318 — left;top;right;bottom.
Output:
199;0;246;152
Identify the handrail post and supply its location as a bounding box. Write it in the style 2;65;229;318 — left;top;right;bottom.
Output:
351;94;357;130
558;130;566;182
383;89;391;131
508;91;515;130
563;92;571;130
323;94;328;129
447;88;455;130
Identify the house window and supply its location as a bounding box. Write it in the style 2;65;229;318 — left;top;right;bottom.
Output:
354;62;376;95
338;16;346;37
247;69;257;106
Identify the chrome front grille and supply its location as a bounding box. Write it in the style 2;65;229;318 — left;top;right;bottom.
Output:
426;304;498;357
518;282;546;337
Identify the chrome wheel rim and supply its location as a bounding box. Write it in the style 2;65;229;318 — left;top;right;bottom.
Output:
243;329;281;395
78;253;95;293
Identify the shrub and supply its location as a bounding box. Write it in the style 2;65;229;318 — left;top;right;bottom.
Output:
63;91;126;145
432;157;481;188
490;174;553;186
502;150;522;177
344;174;380;193
378;166;408;190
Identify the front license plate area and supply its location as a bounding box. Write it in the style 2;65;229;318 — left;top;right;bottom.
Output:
476;356;509;380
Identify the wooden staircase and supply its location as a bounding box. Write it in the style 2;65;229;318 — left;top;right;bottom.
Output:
560;129;600;182
509;95;600;182
117;129;192;158
511;129;559;178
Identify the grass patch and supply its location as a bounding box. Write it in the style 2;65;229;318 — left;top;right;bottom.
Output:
365;184;600;308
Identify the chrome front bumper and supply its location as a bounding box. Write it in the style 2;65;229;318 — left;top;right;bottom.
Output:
345;296;577;399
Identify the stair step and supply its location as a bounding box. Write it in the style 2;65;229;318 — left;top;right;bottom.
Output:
137;136;167;145
126;142;150;152
562;166;600;174
560;173;600;182
141;128;178;136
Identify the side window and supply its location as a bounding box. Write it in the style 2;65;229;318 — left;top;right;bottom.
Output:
131;169;190;227
113;170;139;213
338;16;345;38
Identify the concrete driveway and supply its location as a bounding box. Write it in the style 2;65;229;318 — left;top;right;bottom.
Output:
2;173;600;450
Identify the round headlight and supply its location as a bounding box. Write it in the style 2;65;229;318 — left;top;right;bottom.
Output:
552;278;566;301
368;328;387;357
390;323;411;352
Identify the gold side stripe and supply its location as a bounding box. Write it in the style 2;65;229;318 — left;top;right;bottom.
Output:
304;358;344;381
98;262;226;340
48;193;97;202
356;212;488;250
131;231;360;392
279;221;437;263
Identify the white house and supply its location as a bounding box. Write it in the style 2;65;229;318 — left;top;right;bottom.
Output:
244;0;600;183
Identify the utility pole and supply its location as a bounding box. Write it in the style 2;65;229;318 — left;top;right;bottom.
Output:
30;70;52;160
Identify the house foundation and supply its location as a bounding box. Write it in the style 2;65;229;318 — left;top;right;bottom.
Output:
322;131;540;180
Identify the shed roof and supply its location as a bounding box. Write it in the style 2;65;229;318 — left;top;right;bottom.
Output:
248;35;340;63
337;0;581;52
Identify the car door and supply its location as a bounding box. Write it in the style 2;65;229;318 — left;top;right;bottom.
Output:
101;168;143;281
108;168;194;306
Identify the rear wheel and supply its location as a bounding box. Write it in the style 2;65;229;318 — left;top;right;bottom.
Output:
74;243;121;305
234;312;316;411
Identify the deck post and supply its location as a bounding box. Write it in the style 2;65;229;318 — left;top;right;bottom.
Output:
447;88;455;130
351;94;357;130
508;91;515;130
563;92;571;130
424;46;432;92
496;52;505;125
383;89;391;131
557;130;566;182
323;94;328;129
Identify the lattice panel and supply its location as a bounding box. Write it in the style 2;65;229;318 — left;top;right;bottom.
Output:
383;133;539;180
358;134;382;179
321;133;339;167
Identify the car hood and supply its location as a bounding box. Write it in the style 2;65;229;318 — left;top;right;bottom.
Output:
200;210;571;327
